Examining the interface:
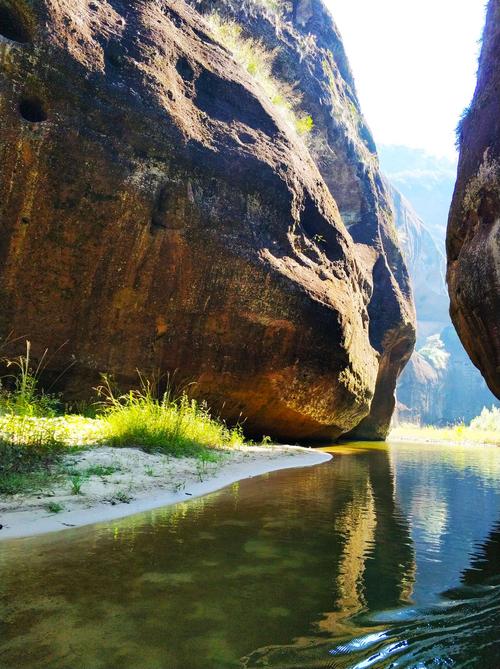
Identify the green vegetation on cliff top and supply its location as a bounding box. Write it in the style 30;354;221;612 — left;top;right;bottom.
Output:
206;12;314;138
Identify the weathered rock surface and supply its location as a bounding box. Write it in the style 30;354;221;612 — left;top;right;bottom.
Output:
0;0;414;440
189;0;416;438
448;0;500;399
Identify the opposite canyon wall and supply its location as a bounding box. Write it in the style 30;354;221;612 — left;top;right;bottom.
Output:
448;0;500;399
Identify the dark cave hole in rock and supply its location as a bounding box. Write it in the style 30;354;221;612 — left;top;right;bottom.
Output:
239;132;256;145
176;56;195;82
0;4;31;43
300;195;344;263
19;96;47;123
195;69;278;136
105;41;125;68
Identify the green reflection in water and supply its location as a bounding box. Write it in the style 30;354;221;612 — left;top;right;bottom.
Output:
0;442;499;669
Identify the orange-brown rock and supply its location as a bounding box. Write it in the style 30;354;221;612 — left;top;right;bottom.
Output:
0;0;415;440
187;0;416;439
448;0;500;399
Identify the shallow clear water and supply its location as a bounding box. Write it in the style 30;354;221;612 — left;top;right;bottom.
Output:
0;442;499;669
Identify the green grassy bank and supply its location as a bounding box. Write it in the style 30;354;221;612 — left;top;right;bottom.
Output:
390;407;500;446
0;344;247;497
1;343;499;499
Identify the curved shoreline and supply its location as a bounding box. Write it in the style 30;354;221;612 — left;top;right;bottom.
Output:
0;446;332;541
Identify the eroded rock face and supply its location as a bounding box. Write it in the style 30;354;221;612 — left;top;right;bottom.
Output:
448;0;500;399
0;0;414;440
189;0;416;438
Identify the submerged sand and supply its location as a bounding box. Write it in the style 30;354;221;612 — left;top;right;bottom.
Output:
0;445;331;540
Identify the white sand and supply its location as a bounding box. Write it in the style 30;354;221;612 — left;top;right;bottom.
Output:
0;445;331;540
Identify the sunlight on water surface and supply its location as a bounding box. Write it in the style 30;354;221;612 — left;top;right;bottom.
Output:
0;441;499;668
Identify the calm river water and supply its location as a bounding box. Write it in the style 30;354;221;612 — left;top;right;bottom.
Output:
0;441;499;668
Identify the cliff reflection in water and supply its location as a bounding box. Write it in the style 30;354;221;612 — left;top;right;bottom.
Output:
0;442;499;669
318;446;415;637
245;443;500;669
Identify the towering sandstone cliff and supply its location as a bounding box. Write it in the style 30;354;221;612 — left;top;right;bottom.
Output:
0;0;415;440
448;0;500;399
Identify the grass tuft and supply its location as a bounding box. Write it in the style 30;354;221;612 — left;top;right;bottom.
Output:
206;13;313;140
391;412;500;446
0;470;57;496
0;341;60;417
69;474;84;495
97;377;245;458
295;114;314;136
110;490;133;505
46;501;64;514
84;464;121;477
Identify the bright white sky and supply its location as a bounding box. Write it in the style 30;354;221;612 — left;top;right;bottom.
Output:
327;0;487;159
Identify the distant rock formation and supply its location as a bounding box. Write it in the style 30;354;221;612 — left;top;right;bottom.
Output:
387;168;499;425
385;180;449;341
448;0;500;399
0;0;415;440
380;145;456;246
397;328;499;425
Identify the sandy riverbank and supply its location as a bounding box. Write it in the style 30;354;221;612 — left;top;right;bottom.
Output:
0;445;331;541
